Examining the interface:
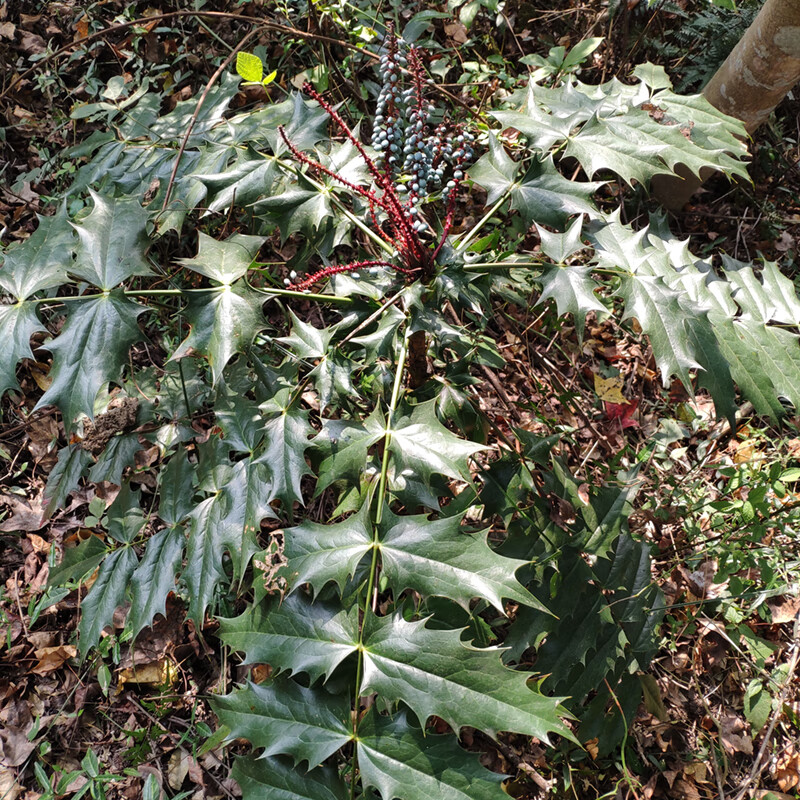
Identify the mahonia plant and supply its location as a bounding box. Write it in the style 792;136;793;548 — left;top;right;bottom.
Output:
1;14;797;800
277;27;475;291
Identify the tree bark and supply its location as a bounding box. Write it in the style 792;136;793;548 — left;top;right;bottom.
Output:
653;0;800;210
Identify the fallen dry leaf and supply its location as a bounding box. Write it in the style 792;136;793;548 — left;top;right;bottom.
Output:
0;495;45;533
31;644;77;676
719;712;753;756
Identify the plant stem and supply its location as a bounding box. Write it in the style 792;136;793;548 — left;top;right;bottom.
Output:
452;187;513;253
348;331;409;800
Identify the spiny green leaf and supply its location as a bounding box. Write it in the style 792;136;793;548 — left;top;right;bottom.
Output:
535;264;605;340
0;205;74;300
360;613;574;742
88;433;142;486
128;526;184;638
618;274;702;388
257;389;314;511
185;457;270;625
314;407;385;494
70;191;153;290
535;215;587;263
217;593;359;682
213;676;351;768
0;302;44;396
231;755;348;800
357;710;508;800
172;282;267;384
106;483;147;544
78;546;138;658
179;232;265;285
36;291;147;425
377;508;546;614
47;533;107;589
157;447;196;526
203;147;281;214
44;445;93;518
470;134;601;228
283;502;373;595
264;92;332;156
388;401;486;489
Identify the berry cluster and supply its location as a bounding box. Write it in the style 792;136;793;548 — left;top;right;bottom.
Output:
277;25;475;292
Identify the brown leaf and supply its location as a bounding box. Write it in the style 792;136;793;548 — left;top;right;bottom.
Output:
0;495;46;533
768;595;800;624
18;30;45;54
0;22;16;39
31;644;77;676
719;712;753;756
168;749;192;791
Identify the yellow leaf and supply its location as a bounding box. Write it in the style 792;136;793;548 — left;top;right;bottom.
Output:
594;373;627;404
262;69;277;87
236;51;263;84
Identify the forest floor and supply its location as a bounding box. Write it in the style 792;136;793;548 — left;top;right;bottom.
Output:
2;1;800;798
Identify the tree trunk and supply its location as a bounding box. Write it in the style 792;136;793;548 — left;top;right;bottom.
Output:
653;0;800;210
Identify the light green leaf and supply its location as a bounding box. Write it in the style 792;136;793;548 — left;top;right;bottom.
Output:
378;508;546;614
78;546;138;658
179;232;265;285
361;613;573;742
218;593;359;682
213;676;351;767
743;679;771;734
172;282;266;384
618;274;701;388
231;755;348;800
535;216;587;263
236;52;264;84
36;291;146;425
535;264;606;340
631;63;672;91
70;191;153;290
358;710;507;800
